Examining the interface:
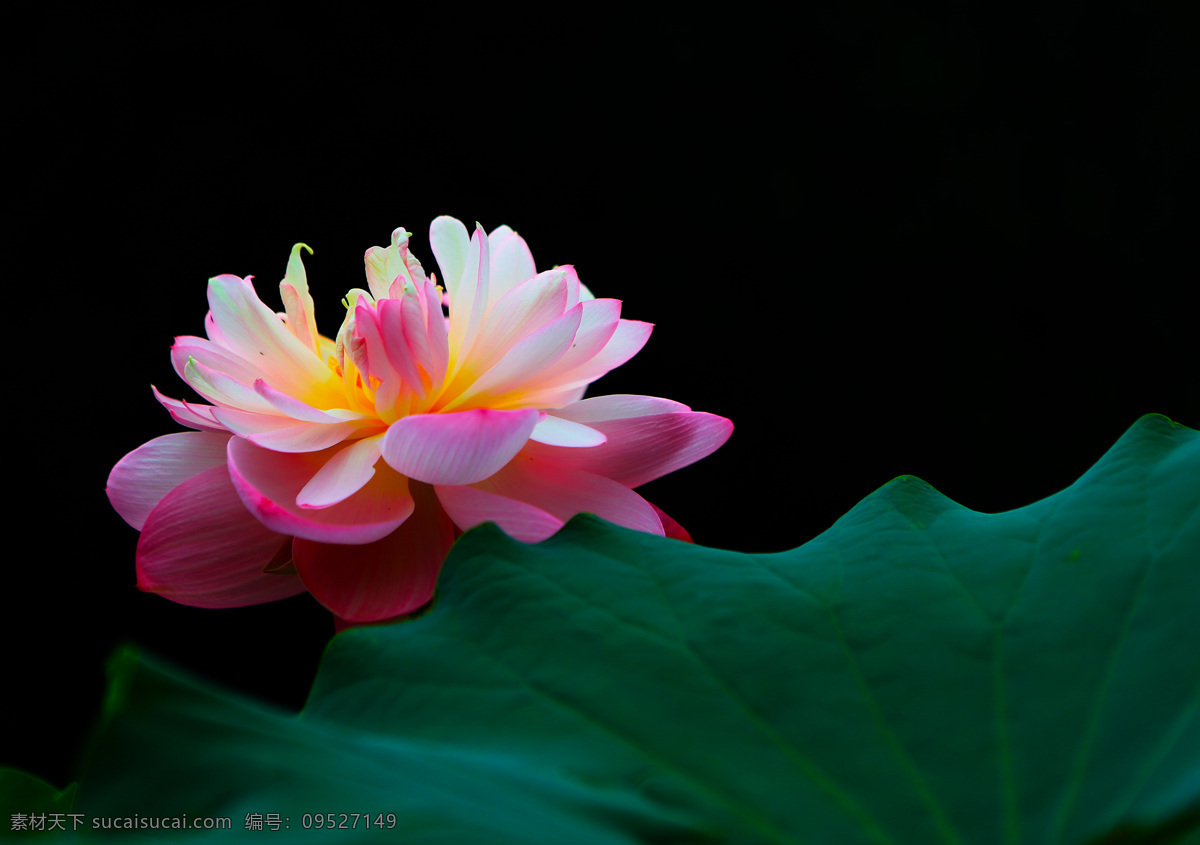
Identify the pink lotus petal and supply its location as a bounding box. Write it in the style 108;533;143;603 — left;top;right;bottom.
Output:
152;386;229;433
530;414;607;447
436;483;564;542
429;216;470;302
364;227;421;301
381;408;540;486
136;465;306;608
107;432;232;530
446;225;490;368
279;243;320;356
296;435;383;509
538;318;654;392
552;394;692;422
253;378;367;424
183;356;278;414
648;502;694;543
293;482;454;622
488;230;537;302
206;274;335;395
374;298;427;396
519;298;622;390
170;335;262;386
213;406;363;453
450;304;582;407
228;437;414;543
561;265;595;306
467;269;569;372
479;457;664;536
524;405;734;488
422;276;450;387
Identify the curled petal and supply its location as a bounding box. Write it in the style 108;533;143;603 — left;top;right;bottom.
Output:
526;397;734;488
152;386;229;433
436;483;564;542
294;482;454;622
206;273;337;400
279;243;320;355
107;432;232;530
227;437;414;543
253;379;368;424
296;435;383;509
477;457;664;536
136;465;305;608
213;406;363;453
381;408;539;486
364;227;421;301
183;356;277;414
171;336;262;385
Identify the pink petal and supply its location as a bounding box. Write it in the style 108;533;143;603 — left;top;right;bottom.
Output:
422;276;450;385
562;265;595;306
374;298;428;396
381;408;540;486
206;274;335;395
524;403;734;488
449;304;582;408
648;502;694;543
446;225;490;367
152;386;229;433
539;318;653;392
364;227;420;301
135;465;306;608
253;378;367;424
279;243;320;355
553;394;692;421
467;269;569;372
477;457;664;536
227;437;414;543
296;435;383;509
213;406;363;453
293;482;455;622
435;483;564;542
171;335;262;386
429;216;470;302
182;356;277;414
530;414;607;447
107;432;232;530
488;230;537;302
513;300;623;401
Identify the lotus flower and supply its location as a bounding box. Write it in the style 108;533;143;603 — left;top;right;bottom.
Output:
106;217;733;625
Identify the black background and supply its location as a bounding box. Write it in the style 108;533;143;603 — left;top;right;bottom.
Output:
8;6;1195;788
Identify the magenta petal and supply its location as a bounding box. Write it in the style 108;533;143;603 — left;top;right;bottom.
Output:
136;465;305;608
525;406;734;488
480;457;664;536
152;387;229;433
293;482;455;622
648;502;694;543
435;483;565;542
107;432;232;530
227;437;414;544
380;408;539;486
